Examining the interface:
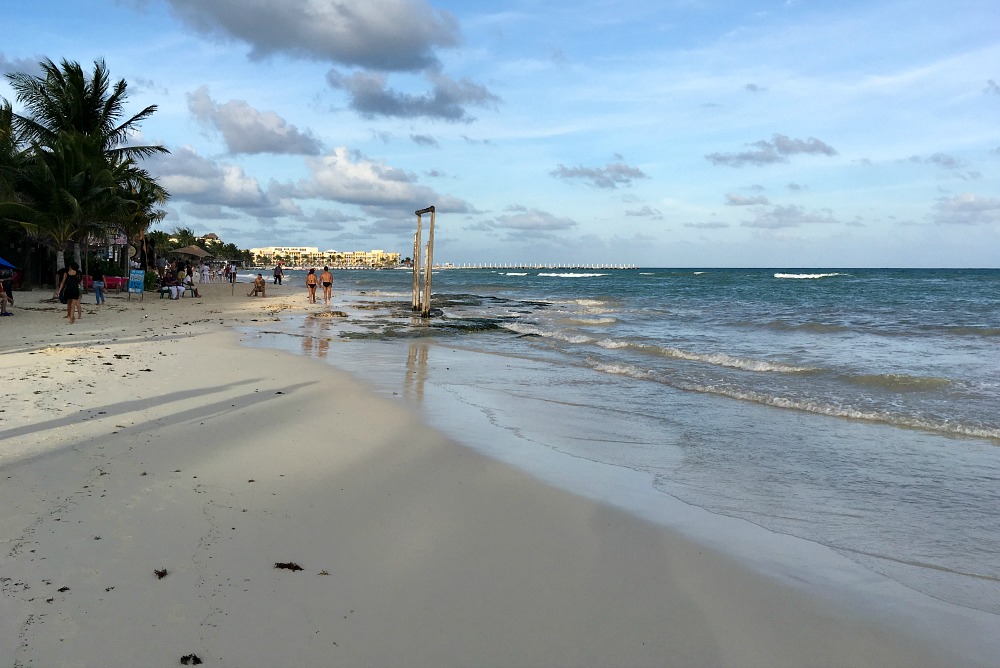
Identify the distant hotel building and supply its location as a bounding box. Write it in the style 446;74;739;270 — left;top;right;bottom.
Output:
249;246;401;269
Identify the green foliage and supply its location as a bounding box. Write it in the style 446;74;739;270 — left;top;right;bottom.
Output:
143;270;158;291
1;58;169;272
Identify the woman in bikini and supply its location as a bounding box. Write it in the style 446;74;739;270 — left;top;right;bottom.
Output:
319;266;333;305
305;268;318;303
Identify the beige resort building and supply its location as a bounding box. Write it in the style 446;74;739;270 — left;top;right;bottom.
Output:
249;246;401;269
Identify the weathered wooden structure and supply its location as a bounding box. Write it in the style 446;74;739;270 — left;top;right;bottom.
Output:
412;206;436;317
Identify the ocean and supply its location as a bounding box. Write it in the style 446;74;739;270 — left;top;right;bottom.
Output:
243;267;1000;617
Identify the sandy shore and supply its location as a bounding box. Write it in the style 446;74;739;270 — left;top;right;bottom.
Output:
0;281;986;666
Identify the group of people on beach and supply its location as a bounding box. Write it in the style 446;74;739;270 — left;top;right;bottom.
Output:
153;256;236;284
40;258;335;323
305;266;334;304
157;258;202;299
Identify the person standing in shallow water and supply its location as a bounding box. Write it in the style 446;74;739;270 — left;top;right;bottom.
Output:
273;263;283;285
319;266;333;305
58;262;82;323
305;268;318;303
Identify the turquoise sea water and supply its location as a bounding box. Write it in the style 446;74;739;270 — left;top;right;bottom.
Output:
244;268;1000;616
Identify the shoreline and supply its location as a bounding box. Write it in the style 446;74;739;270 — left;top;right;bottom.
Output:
0;283;993;666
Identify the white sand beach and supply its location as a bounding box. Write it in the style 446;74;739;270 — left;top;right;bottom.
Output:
0;282;990;667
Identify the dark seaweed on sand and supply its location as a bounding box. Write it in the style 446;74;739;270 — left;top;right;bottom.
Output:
274;562;304;571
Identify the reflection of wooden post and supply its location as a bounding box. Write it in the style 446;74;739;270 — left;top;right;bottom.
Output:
421;207;435;317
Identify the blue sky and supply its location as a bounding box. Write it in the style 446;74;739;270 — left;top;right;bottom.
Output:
3;0;999;266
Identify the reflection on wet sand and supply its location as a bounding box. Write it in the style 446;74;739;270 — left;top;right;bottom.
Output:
302;317;330;358
405;341;429;402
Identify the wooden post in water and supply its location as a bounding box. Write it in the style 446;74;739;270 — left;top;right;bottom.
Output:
414;206;435;317
421;206;436;318
411;212;422;311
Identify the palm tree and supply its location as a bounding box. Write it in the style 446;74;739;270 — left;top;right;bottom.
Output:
2;58;169;273
118;173;168;271
171;226;198;248
7;131;131;276
7;58;166;164
0;101;27;201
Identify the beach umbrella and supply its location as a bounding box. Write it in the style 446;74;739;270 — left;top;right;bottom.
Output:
0;256;15;269
171;245;213;259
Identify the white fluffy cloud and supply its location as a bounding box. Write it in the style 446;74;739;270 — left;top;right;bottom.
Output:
165;0;459;71
147;146;298;219
187;86;321;155
933;193;1000;225
295;147;469;212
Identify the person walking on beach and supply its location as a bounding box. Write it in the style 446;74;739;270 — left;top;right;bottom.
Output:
58;262;82;323
305;268;318;303
273;263;283;285
91;269;105;306
319;266;333;305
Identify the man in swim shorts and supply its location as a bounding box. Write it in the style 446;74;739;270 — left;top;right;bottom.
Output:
319;266;333;305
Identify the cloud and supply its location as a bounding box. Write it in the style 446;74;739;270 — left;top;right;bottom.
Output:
179;203;241;220
984;79;1000;96
187;86;322;155
472;207;578;238
724;193;770;206
0;52;45;76
149;146;266;207
625;206;663;218
745;83;767;92
164;0;460;71
741;204;839;229
298;208;357;231
933;193;1000;225
684;222;729;229
326;69;500;121
551;161;648;189
706;134;837;167
910;152;965;169
146;146;298;219
294;146;471;212
410;134;439;147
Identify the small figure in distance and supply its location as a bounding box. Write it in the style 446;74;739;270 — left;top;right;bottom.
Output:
91;268;105;306
319;266;333;305
305;268;318;304
248;273;266;298
273;262;283;285
183;272;201;298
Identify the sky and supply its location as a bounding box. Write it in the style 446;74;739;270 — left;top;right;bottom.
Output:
3;0;999;267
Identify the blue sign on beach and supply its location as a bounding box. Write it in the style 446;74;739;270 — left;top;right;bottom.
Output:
128;269;145;294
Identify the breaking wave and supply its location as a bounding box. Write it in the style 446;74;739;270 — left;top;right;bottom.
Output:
774;272;848;280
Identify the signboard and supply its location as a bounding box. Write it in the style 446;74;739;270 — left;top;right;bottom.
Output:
128;269;145;295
